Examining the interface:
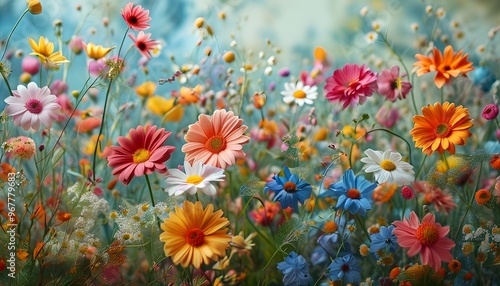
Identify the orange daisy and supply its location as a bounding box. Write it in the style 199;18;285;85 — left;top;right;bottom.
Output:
410;102;473;156
182;109;250;169
413;45;474;88
159;201;231;269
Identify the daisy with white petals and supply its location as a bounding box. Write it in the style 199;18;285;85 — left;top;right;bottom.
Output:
360;149;415;186
281;81;318;106
164;160;225;196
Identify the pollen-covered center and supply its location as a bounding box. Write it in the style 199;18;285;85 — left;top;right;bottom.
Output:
206;136;226;153
186;175;204;185
283;181;297;193
132;148;150;164
435;123;451;138
25;99;43;114
415;222;440;245
293;90;307;99
347;188;361;199
185;228;205;247
380;159;397;171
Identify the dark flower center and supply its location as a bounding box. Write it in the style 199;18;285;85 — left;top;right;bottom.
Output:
206;136;226;153
283;181;297;193
347;188;361;199
128;16;138;24
137;42;147;51
25;99;43;114
185;228;205;247
341;263;350;272
435;123;451;138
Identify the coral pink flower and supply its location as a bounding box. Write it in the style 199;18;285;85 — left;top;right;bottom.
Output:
393;211;455;271
121;2;151;31
107;125;175;185
377;66;412;101
4;82;61;131
324;63;377;108
182;109;250;169
128;31;158;59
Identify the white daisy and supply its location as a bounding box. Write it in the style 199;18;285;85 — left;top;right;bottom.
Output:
360;149;415;186
280;81;318;106
164;161;225;196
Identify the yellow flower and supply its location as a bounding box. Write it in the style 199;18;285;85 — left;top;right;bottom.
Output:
27;0;42;15
146;96;184;122
83;42;114;60
159;201;231;269
135;81;156;98
28;36;69;66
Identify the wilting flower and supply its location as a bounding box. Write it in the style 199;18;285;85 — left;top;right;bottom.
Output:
83;42;114;60
159;201;231;269
324;63;378;108
393;211;455;271
182;109;249;169
107;125;175;185
414;45;474;88
377;66;412;101
327;254;361;284
28;36;69;66
264;166;312;212
4;82;61;131
164;161;225;196
370;225;398;253
277;251;311;286
319;169;377;216
3;136;36;160
360;149;415;186
410;102;473;156
121;2;151;31
280;81;318;107
128;31;158;59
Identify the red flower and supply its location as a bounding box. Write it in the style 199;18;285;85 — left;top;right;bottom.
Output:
121;2;151;31
324;63;377;108
107;125;175;185
128;31;158;59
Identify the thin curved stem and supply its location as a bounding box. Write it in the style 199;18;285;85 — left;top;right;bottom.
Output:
1;9;29;60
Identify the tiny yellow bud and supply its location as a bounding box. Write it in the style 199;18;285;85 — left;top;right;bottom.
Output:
194;17;204;28
71;90;80;98
223;51;235;63
206;25;214;36
27;0;42;15
218;11;226;20
204;46;212;56
19;72;31;83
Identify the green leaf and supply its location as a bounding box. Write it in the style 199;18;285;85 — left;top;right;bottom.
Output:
240;176;266;197
275;217;308;250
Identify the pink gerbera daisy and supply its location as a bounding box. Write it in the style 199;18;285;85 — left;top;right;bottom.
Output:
393;211;455;271
4;82;61;131
128;31;158;59
182;109;250;169
324;63;377;108
107;125;175;185
377;66;412;101
121;2;151;31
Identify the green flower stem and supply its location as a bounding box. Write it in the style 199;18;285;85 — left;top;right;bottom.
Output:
348;128;413;170
145;174;162;231
91;77;112;181
355;214;372;243
1;71;14;97
1;9;29;60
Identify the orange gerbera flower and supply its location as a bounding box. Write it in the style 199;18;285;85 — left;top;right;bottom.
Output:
410;102;473;156
414;45;474;88
159;201;231;269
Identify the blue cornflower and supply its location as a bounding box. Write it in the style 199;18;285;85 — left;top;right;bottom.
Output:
277;251;311;286
319;169;377;216
370;225;398;253
327;254;361;284
264;166;312;212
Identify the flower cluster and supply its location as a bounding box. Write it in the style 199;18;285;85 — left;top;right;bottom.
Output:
1;1;500;285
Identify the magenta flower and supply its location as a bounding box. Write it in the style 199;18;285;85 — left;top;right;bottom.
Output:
129;31;158;59
121;2;151;31
107;125;175;185
324;64;377;108
482;104;499;120
4;82;61;131
377;66;412;101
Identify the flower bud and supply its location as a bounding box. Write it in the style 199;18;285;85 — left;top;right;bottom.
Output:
27;0;42;15
482;104;499;120
222;51;235;63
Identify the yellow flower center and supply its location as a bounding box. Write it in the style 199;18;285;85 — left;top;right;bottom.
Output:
347;188;361;199
132;148;150;164
380;159;397;171
186;175;204;185
415;222;440;245
293;90;307;99
186;228;205;247
283;181;297;193
435;123;451;138
206;136;226;153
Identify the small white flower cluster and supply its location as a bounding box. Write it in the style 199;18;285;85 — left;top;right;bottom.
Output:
463;223;500;255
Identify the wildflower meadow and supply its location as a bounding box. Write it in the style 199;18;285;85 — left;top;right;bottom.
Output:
1;0;500;285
